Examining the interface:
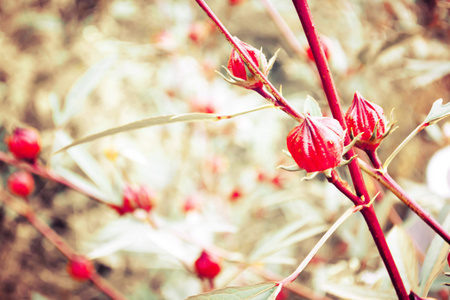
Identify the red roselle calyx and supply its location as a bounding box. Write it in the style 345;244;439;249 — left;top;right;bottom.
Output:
110;184;156;215
221;38;277;91
345;91;387;151
67;256;94;281
5;127;41;162
7;171;35;197
287;115;345;173
194;250;221;279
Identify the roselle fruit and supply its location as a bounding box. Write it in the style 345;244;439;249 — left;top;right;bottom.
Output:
7;171;35;197
287;115;345;173
5;127;41;162
67;256;94;281
194;250;221;279
227;38;268;90
345;91;387;151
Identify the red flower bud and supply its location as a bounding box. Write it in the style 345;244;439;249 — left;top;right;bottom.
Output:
227;38;267;90
229;187;242;202
287;116;345;173
5;127;41;162
306;35;332;62
67;256;94;281
345;91;387;151
7;171;35;197
110;184;155;215
194;250;221;279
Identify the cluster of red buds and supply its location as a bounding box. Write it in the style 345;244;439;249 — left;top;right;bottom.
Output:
219;38;278;91
110;183;156;215
284;92;391;177
194;250;221;280
66;255;94;281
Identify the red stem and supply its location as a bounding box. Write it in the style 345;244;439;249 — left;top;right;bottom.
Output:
359;159;450;244
194;0;304;122
327;171;362;205
0;191;126;300
290;1;408;299
0;151;108;205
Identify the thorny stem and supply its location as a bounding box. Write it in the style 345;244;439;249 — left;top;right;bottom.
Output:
0;151;109;204
194;0;305;122
291;0;409;299
0;190;127;300
359;158;450;244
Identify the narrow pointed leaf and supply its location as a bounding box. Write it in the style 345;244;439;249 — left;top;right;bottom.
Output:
60;55;116;125
423;98;450;125
418;212;450;296
55;105;273;153
186;282;278;300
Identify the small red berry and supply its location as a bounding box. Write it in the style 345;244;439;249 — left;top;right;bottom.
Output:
229;188;242;202
345;91;387;151
5;127;41;162
287;115;345;173
227;38;268;90
67;256;94;281
306;35;332;62
194;250;221;279
7;171;35;197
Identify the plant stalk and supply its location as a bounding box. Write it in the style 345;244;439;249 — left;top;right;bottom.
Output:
194;0;304;122
359;158;450;244
290;0;409;298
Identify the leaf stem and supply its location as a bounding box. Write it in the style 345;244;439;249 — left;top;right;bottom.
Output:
194;0;304;122
359;158;450;244
383;122;427;170
278;205;362;287
290;1;409;298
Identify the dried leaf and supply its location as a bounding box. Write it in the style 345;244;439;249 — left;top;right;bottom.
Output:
186;282;278;300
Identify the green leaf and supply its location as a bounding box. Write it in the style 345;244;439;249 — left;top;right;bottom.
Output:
60;55;116;125
55;130;116;201
186;282;278;300
423;98;450;125
386;226;419;292
54;104;273;153
418;212;450;296
325;283;396;300
303;95;322;117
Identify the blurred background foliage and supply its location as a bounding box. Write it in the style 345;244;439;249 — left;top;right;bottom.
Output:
0;0;449;299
